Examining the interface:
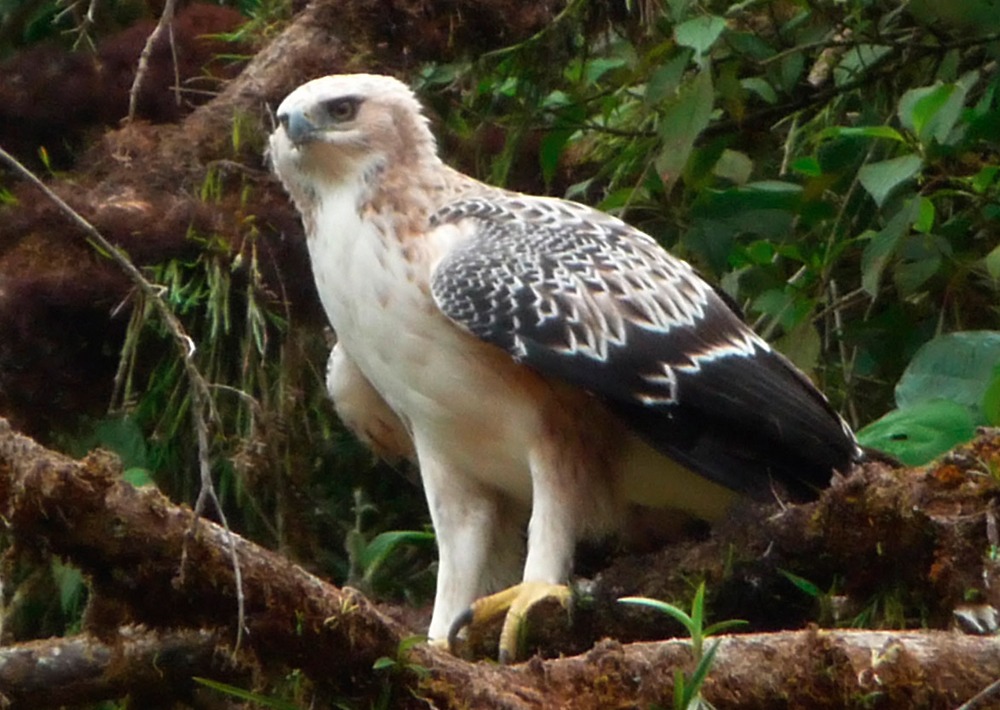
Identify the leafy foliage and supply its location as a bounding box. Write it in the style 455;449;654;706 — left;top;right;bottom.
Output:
858;330;1000;464
421;0;1000;443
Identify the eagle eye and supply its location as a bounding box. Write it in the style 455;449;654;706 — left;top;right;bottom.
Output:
322;96;361;123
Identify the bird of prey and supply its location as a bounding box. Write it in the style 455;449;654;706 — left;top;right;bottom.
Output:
269;73;862;660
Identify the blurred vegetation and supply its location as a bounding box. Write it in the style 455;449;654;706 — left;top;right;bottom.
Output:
0;0;268;54
1;1;999;704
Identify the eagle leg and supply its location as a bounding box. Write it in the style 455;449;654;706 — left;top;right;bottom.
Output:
448;580;572;663
447;443;583;662
417;441;522;642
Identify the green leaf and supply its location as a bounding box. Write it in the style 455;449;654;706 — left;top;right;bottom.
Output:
893;233;949;296
985;243;1000;282
745;240;775;265
860;199;921;296
98;418;145;462
972;165;1000;194
858;154;923;208
52;559;85;617
619;596;695;635
897;72;978;146
893;249;941;296
397;633;428;653
752;288;793;320
655;69;714;193
913;197;935;233
646;52;692;104
359;530;435;579
712;149;753;185
372;656;398;671
774;321;822;374
674;15;726;58
779;52;805;93
582;57;628;86
818;126;906;142
540;127;573;186
725;31;776;61
687;639;722;699
666;0;694;22
702;618;749;636
901;83;956;140
779;569;823;598
122;467;155;488
418;62;467;88
790;156;822;177
857;400;976;465
834;44;892;86
740;77;777;104
674;668;689;710
984;366;1000;426
895;331;1000;424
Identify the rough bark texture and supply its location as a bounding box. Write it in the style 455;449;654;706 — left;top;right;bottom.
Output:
416;631;1000;710
0;628;245;709
2;417;1000;708
0;417;403;691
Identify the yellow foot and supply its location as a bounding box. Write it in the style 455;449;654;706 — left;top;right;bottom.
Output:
448;581;572;663
427;636;450;652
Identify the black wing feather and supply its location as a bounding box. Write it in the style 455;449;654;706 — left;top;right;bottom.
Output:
430;195;860;501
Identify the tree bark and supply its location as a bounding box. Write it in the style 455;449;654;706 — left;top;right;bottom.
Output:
413;630;1000;710
0;628;244;709
0;417;403;692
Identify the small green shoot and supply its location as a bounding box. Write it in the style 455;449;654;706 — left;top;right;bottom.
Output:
779;569;823;599
37;145;53;175
620;582;746;710
372;635;430;710
372;634;430;677
193;677;301;709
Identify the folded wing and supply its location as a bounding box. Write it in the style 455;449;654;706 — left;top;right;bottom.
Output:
430;194;861;501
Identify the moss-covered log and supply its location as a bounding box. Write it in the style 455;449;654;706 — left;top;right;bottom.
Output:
3;418;1000;708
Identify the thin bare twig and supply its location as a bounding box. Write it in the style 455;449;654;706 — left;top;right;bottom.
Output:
127;0;181;121
956;677;1000;710
0;144;246;653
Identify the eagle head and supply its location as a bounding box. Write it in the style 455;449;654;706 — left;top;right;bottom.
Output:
269;73;439;200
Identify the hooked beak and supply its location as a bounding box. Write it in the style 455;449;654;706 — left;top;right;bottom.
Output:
277;108;319;144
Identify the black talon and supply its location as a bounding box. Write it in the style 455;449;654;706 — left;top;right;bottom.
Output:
498;646;513;665
448;607;475;654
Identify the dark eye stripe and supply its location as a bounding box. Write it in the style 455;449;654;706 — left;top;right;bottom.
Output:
322;96;361;122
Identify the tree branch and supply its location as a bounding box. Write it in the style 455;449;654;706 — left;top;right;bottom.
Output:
0;627;245;709
411;630;1000;709
0;417;404;690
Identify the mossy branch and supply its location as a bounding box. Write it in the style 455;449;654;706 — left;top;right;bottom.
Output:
3;419;1000;708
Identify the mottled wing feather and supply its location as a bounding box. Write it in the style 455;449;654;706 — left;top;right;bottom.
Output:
430;194;860;500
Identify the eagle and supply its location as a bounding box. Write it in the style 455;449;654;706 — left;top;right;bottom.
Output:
269;73;862;660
